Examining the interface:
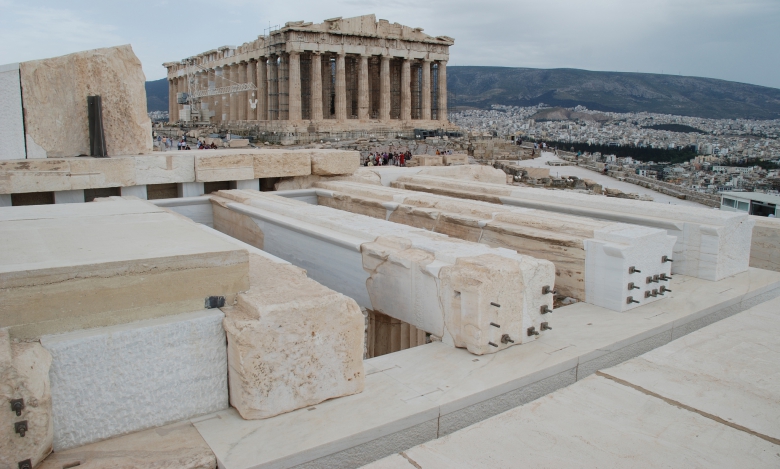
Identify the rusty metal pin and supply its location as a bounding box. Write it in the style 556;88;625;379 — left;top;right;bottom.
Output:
627;296;640;304
490;322;501;328
488;341;499;347
501;334;514;344
540;305;552;314
490;302;501;308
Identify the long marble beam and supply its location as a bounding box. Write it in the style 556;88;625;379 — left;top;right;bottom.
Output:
391;175;754;282
209;189;556;355
309;181;676;312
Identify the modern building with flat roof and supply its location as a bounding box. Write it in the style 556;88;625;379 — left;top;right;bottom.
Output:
720;190;779;217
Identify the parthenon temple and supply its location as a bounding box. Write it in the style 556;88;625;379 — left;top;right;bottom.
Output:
163;15;455;132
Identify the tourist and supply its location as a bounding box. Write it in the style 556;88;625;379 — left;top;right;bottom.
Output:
400;152;405;166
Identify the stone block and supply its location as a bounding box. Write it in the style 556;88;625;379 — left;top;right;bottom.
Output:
223;254;365;419
195;152;254;182
413;155;443;166
0;63;26;160
524;167;550;179
253;150;311;178
310;149;360;175
417;164;507;185
19;45;152;157
38;421;216;469
228;139;250;148
750;215;780;272
129;153;196;185
0;157;135;194
40;310;228;451
0;198;249;338
442;153;467;165
0;329;53;468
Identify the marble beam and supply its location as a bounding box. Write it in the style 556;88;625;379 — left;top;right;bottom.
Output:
288;52;302;121
335;54;347;121
313;181;676;312
401;59;411;121
380;56;390;121
391;175;754;281
311;53;323;121
422;60;432;120
209;189;556;355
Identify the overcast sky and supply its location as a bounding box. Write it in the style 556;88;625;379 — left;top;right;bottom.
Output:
1;0;778;89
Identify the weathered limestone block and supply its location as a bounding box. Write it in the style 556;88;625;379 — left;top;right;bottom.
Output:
0;329;53;468
0;199;249;338
0;157;135;194
228;139;250;148
223;254;365;419
392;175;754;281
38;421;216;469
195;152;254;182
274;169;381;191
210;189;555;355
314;181;676;311
253;150;311;178
524;167;551;179
443;153;468;166
412;155;443;166
129;153;196;185
750;216;780;272
41;310;228;451
417;164;507;185
310;150;360;176
19;45;152;157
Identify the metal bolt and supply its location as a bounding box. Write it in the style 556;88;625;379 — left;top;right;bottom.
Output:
629;266;641;274
653;274;660;282
652;289;659;297
540;305;552;314
489;322;501;328
488;341;499;348
501;334;514;344
646;276;654;284
628;282;640;290
645;291;652;298
662;255;673;263
542;285;556;295
527;326;539;336
15;420;27;437
490;302;501;308
661;286;672;293
541;322;552;331
10;399;24;416
659;273;671;281
627;296;640;304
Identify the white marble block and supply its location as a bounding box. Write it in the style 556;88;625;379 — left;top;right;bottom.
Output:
0;63;26;160
211;190;556;355
41;310;228;451
392;175;754;281
223;254;365;419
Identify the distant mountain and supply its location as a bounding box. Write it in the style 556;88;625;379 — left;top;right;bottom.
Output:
447;67;780;120
144;67;780;119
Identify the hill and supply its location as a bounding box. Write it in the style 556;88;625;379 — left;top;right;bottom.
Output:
447;67;780;120
144;67;780;119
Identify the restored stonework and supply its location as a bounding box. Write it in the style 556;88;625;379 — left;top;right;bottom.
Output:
310;150;361;176
223;254;365;419
19;45;152;157
0;329;53;468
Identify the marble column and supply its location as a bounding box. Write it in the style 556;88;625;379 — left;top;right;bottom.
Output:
379;56;390;121
358;55;369;121
335;53;347;121
422;60;432;120
229;64;239;121
222;67;231;122
288;52;302;121
247;59;257;120
268;56;278;120
168;79;176;122
401;59;411;121
215;67;223;122
278;55;289;120
438;60;448;122
238;62;247;121
178;76;185;121
311;53;323;121
257;58;267;120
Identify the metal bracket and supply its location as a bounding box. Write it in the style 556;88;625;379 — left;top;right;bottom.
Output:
205;296;226;309
527;326;539;337
542;285;556;295
15;420;27;437
541;322;552;331
540;305;552;314
662;255;673;263
10;398;24;416
627;296;640;304
628;282;640;290
629;266;641;274
501;334;514;344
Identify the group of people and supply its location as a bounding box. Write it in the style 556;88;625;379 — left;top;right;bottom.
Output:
156;135;219;151
364;151;412;167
